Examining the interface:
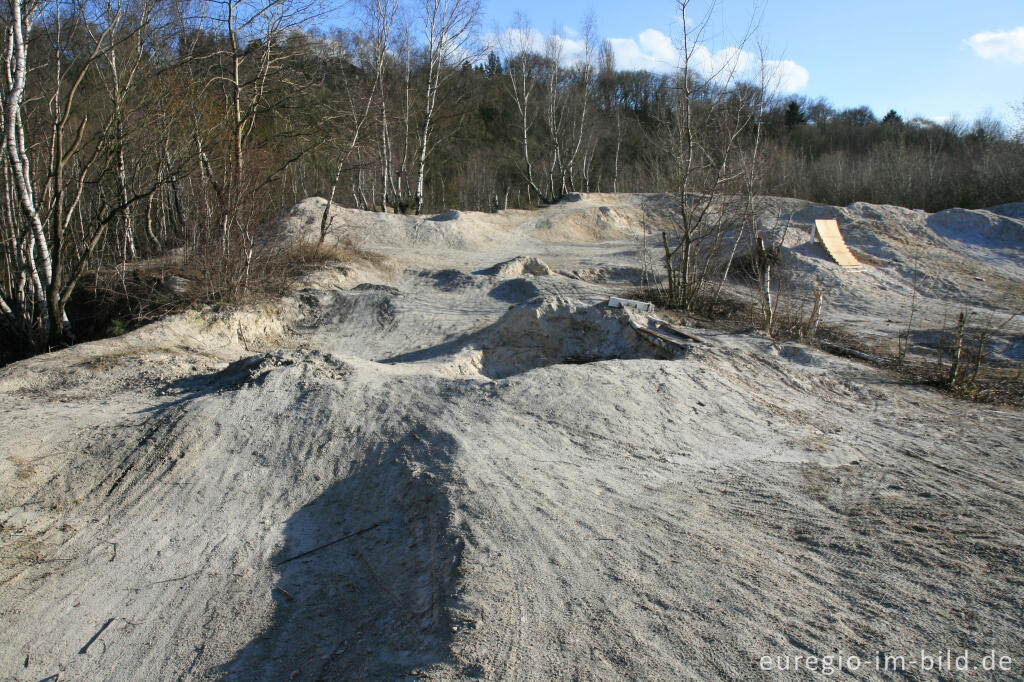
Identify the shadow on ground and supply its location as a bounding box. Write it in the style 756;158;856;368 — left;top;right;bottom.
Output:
222;427;464;680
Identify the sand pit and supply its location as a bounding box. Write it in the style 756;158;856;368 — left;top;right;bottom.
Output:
0;193;1022;680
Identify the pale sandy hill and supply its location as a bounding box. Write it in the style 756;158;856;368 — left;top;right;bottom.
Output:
0;194;1021;681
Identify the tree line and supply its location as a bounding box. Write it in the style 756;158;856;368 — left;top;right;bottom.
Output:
1;0;1022;361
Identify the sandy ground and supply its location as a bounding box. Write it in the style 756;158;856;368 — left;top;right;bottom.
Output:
1;193;1022;680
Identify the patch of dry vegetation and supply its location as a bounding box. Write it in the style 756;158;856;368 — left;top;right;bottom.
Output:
63;240;385;352
628;284;1024;407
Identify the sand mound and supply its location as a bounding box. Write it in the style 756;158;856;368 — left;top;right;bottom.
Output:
382;297;688;379
987;202;1024;220
559;265;647;283
477;256;553;278
526;204;641;242
475;299;680;378
1;349;464;679
927;208;1024;249
276;198;509;252
294;285;398;330
429;208;462;221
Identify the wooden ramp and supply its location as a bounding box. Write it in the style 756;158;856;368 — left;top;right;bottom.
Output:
812;219;861;267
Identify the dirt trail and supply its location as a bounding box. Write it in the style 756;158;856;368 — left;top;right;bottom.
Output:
1;194;1022;680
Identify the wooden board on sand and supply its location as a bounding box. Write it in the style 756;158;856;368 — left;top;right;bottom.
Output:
813;219;861;267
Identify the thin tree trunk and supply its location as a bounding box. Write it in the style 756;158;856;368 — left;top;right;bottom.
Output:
612;107;622;192
4;2;53;326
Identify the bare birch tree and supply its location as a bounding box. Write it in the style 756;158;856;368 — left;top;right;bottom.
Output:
2;0;155;347
562;14;595;193
500;14;545;203
318;0;397;242
500;16;595;204
412;0;479;214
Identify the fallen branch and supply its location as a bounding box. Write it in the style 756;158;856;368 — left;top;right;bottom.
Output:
275;521;383;566
819;341;890;365
148;571;199;586
79;618;115;655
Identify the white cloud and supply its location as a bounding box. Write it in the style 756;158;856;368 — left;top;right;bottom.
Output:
608;29;808;93
606;30;676;72
691;45;755;77
491;27;544;55
492;26;809;93
763;59;809;93
553;35;588;63
637;29;679;67
966;26;1024;63
491;27;589;64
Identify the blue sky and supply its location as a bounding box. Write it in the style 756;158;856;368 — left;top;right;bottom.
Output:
480;0;1024;125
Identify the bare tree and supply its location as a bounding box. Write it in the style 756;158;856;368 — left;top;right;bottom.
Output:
598;38;624;193
411;0;479;214
318;0;397;242
1012;98;1024;144
659;0;763;310
562;14;595;193
178;0;323;291
2;0;156;347
500;15;596;204
500;14;545;203
717;42;775;309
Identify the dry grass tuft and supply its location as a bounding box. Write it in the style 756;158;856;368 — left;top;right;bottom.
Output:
277;239;388;272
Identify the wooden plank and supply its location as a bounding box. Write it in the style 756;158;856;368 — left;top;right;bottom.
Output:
632;323;690;349
649;318;705;343
609;296;655;313
813;219;861;267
